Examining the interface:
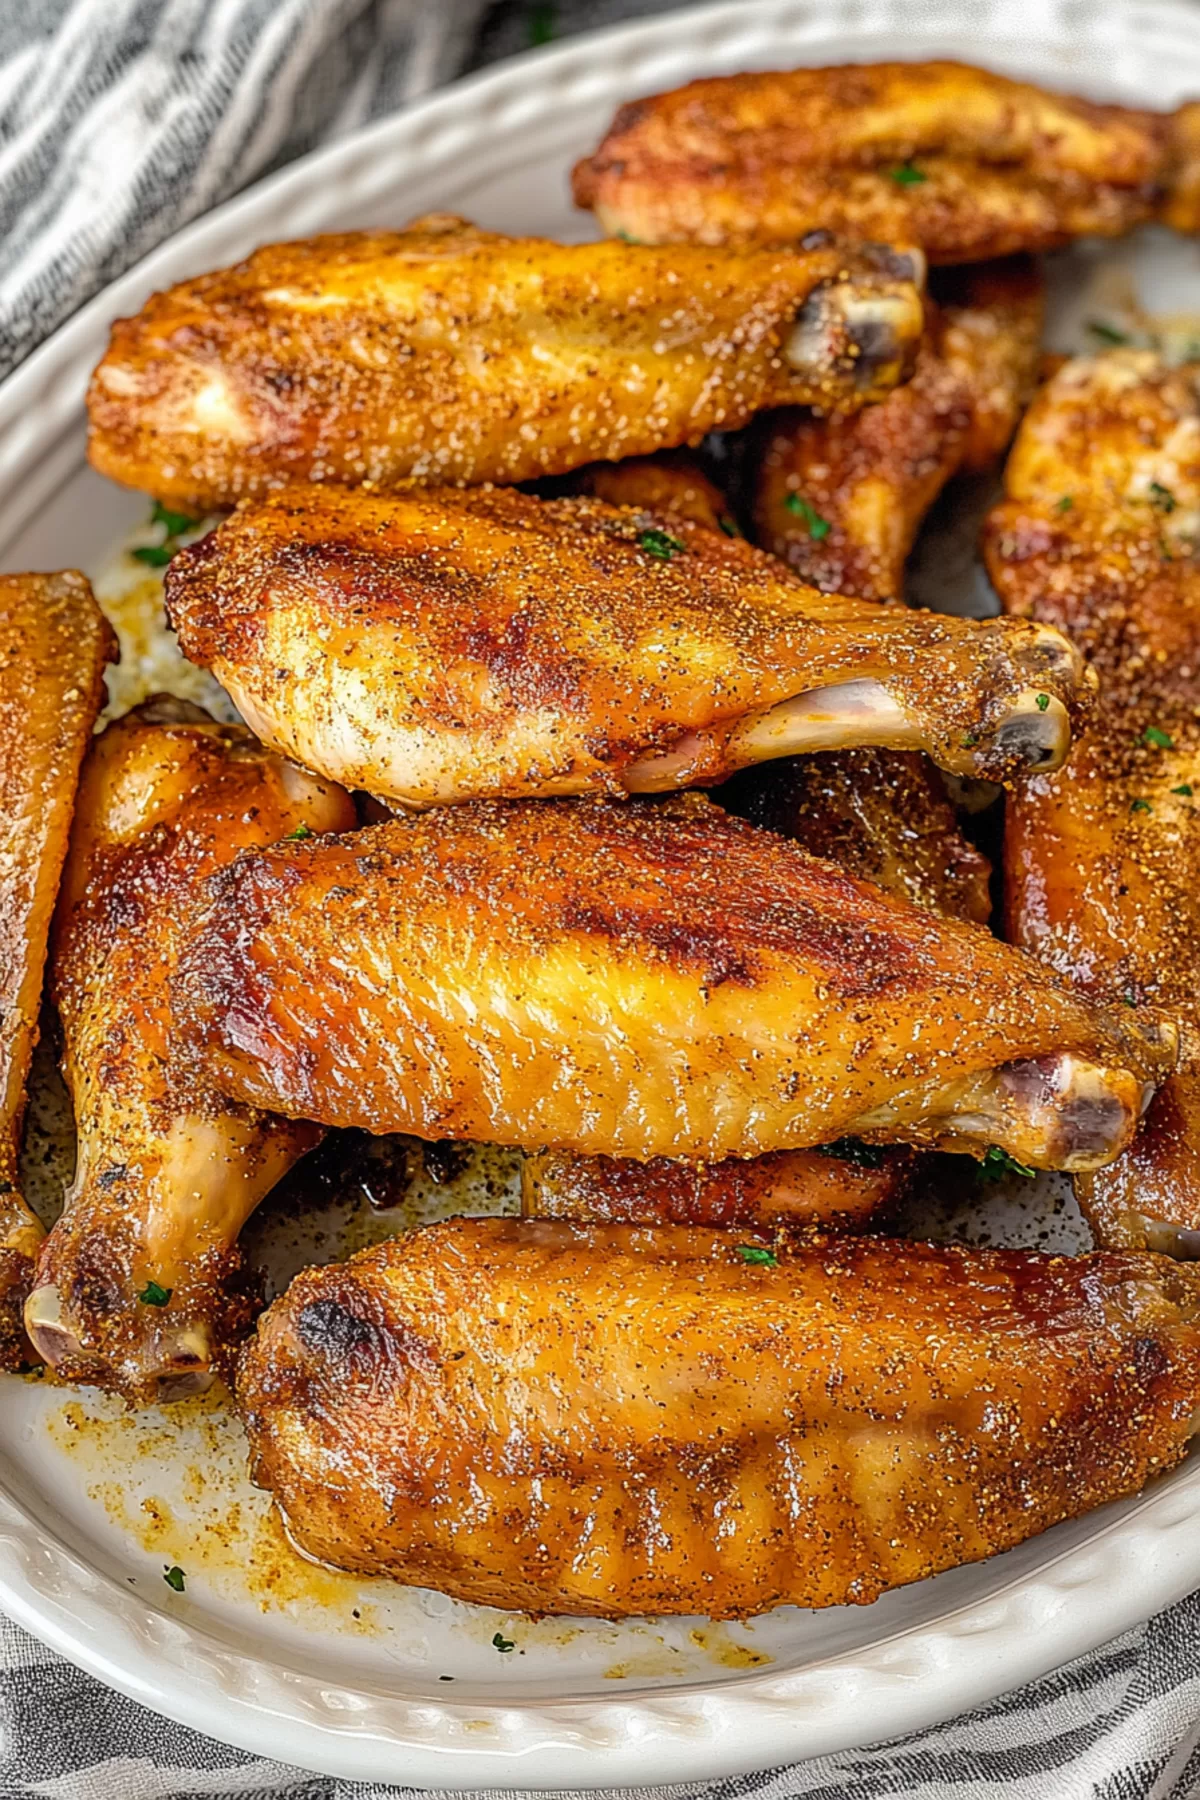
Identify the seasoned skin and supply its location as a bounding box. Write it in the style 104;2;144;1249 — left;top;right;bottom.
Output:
1163;101;1200;231
238;1218;1200;1620
86;214;925;513
723;748;992;924
0;574;114;1369
985;351;1200;1254
176;796;1171;1171
522;1143;909;1229
558;450;735;534
755;260;1044;598
25;699;355;1403
166;483;1093;808
573;62;1175;262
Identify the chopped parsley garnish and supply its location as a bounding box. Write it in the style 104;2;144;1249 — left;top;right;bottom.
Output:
163;1565;186;1592
1056;495;1074;513
1149;481;1177;514
1087;320;1131;345
1173;783;1194;797
151;502;198;537
131;544;173;568
735;1244;778;1267
960;732;978;749
1123;992;1139;1008
528;2;555;44
492;1631;516;1652
287;822;313;841
979;1146;1036;1182
1130;797;1153;814
816;1137;887;1169
638;527;685;560
1035;693;1051;712
783;493;831;540
1141;725;1174;749
889;163;926;185
138;1280;172;1307
718;515;740;538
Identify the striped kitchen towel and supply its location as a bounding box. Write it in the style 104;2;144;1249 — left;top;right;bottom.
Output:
2;2;1200;1797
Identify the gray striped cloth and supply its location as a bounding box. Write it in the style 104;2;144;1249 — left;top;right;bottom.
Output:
1;2;1200;1796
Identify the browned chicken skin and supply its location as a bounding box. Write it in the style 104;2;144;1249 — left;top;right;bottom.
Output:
86;215;925;513
166;483;1093;809
523;1142;908;1230
985;351;1200;1255
239;1217;1200;1620
558;449;736;534
25;699;355;1403
0;575;113;1368
755;260;1044;598
176;796;1170;1171
573;62;1181;262
723;748;992;924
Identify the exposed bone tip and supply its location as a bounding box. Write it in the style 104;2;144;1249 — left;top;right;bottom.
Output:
23;1284;84;1370
992;691;1071;772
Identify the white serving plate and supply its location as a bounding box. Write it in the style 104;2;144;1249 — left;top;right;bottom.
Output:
4;0;1200;1786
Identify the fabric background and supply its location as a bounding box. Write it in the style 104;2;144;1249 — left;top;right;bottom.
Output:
2;0;1200;1794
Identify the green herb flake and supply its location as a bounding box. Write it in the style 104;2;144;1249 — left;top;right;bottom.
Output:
1087;320;1131;346
492;1631;516;1652
151;502;198;537
1172;783;1194;797
1056;495;1074;513
138;1280;172;1307
1123;992;1139;1009
889;162;926;185
131;544;174;568
783;493;831;540
816;1137;887;1169
1141;725;1174;749
287;822;313;841
163;1565;186;1592
718;515;740;538
960;732;978;749
1035;693;1051;712
1149;481;1177;514
735;1244;779;1267
638;527;686;560
979;1146;1037;1182
1131;797;1153;814
528;2;555;45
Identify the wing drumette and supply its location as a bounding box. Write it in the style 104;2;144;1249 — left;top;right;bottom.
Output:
25;699;355;1402
176;795;1169;1172
0;574;113;1369
166;483;1092;809
985;350;1200;1254
573;63;1180;261
86;215;924;513
755;259;1044;597
239;1217;1200;1619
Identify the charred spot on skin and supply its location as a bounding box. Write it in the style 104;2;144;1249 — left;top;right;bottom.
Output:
297;1298;382;1364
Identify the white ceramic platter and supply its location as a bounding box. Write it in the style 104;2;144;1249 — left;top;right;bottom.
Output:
5;0;1200;1785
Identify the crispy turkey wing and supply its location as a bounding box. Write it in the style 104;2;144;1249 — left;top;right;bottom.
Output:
0;574;113;1368
572;62;1179;261
238;1217;1200;1619
175;796;1170;1171
985;350;1200;1255
25;699;355;1402
86;215;924;512
166;483;1093;809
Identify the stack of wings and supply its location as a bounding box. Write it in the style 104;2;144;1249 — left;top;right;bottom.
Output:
6;53;1200;1622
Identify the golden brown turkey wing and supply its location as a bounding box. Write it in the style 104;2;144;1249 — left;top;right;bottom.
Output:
166;483;1093;808
86;215;924;513
0;574;113;1368
573;63;1175;261
754;260;1044;597
176;795;1170;1171
25;699;355;1403
984;351;1200;1253
238;1217;1200;1620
